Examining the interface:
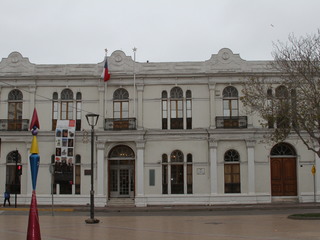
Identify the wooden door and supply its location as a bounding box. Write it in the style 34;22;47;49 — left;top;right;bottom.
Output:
271;158;297;196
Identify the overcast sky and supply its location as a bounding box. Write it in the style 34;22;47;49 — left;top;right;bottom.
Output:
1;0;320;64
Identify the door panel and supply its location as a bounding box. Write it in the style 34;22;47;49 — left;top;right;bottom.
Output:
119;169;129;196
109;161;134;198
271;158;297;196
271;159;283;196
282;158;297;196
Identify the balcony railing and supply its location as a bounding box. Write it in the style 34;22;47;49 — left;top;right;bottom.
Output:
0;119;29;131
216;116;248;128
104;118;136;130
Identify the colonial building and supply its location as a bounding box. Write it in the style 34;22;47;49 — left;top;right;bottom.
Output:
0;48;319;207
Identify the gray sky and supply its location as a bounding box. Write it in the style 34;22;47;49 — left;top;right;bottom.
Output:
1;0;320;64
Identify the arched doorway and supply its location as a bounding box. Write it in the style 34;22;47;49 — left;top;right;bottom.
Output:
270;143;297;196
108;145;135;198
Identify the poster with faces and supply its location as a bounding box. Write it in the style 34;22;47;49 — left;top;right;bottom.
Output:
55;120;75;164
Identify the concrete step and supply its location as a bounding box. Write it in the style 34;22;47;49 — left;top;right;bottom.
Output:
271;197;299;203
107;198;135;207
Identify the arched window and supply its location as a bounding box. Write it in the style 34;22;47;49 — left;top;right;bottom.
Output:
52;89;81;131
224;149;240;193
109;145;135;159
267;89;274;128
275;85;288;98
223;86;238;117
271;143;296;156
170;150;184;194
8;89;23;130
186;90;192;129
52;92;58;130
161;150;193;195
162;91;168;129
6;151;22;194
76;92;82;131
61;89;74;100
61;89;74;120
162;154;168;194
275;86;290;128
170;87;183;129
113;88;129;119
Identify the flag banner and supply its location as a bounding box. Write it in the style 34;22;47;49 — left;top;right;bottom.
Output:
54;120;75;184
55;120;75;164
102;56;111;81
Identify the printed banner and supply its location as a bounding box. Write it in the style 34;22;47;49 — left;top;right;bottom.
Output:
55;120;76;164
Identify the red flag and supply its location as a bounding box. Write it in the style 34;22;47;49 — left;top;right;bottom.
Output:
102;56;111;81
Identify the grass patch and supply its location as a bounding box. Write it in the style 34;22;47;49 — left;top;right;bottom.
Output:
288;213;320;220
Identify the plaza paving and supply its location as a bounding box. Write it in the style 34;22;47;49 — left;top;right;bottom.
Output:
1;204;320;240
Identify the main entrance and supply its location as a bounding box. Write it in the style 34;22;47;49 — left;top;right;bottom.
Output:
108;145;135;198
270;143;297;196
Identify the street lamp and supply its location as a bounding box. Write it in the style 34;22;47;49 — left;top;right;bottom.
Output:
85;113;100;224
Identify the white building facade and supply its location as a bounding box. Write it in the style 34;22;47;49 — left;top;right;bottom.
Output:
0;48;319;207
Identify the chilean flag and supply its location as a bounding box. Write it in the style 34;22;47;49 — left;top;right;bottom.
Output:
102;55;111;81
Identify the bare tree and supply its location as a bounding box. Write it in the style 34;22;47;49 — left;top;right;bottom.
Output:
242;30;320;157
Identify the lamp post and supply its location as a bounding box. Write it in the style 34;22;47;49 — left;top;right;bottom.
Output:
85;113;100;224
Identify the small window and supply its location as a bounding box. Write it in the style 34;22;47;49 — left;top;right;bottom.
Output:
186;90;192;129
53;92;58;100
76;92;82;100
162;91;168;129
149;169;155;186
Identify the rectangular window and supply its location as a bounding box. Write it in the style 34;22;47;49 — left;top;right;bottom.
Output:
52;101;58;130
61;102;73;120
113;101;129;119
149;169;155;186
114;102;121;118
162;165;168;194
162;100;167;129
75;165;81;194
171;164;184;194
170;100;183;129
186;99;192;129
122;102;129;118
224;164;241;193
76;101;81;131
187;164;193;194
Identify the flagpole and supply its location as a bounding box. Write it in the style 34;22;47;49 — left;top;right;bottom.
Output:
133;47;137;120
104;49;108;121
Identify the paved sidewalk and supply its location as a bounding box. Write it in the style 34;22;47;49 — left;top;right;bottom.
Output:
2;202;320;213
1;204;320;240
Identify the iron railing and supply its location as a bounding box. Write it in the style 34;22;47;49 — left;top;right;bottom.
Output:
215;116;248;128
0;119;29;131
104;118;137;130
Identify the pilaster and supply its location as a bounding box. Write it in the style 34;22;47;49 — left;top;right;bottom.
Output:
246;139;256;194
136;84;144;129
96;142;105;196
209;138;218;195
136;141;145;196
208;82;216;128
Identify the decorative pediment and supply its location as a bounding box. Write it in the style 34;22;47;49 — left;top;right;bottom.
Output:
108;50;135;73
205;48;249;72
0;52;35;76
